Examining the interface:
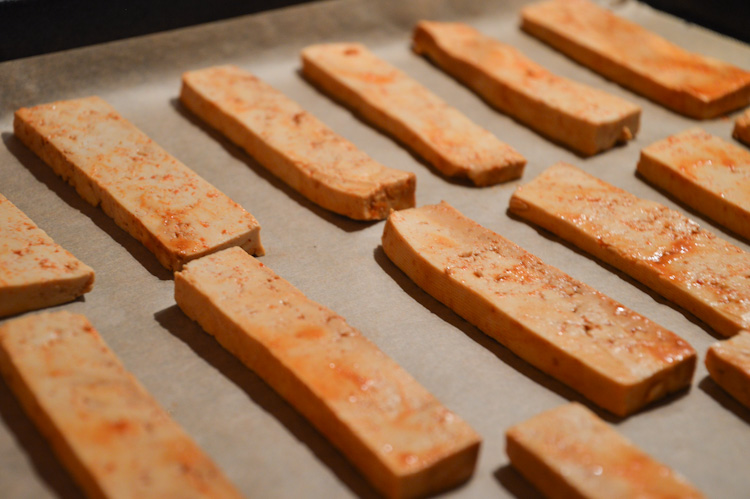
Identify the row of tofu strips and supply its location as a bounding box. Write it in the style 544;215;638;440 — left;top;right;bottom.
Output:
3;0;750;497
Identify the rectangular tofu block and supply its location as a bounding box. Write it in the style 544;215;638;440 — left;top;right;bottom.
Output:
300;43;526;186
412;21;641;156
510;162;750;338
14;96;263;271
180;65;416;220
0;311;242;499
506;403;704;499
521;0;750;119
0;193;94;317
706;331;750;410
381;202;695;416
638;128;750;241
734;108;750;146
174;247;480;499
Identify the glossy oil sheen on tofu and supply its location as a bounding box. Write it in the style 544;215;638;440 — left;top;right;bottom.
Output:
412;21;640;156
521;0;750;118
382;202;695;416
506;403;704;498
301;43;526;186
180;65;415;220
174;247;480;499
0;193;94;317
14;96;263;271
510;162;750;337
638;128;750;241
0;311;243;499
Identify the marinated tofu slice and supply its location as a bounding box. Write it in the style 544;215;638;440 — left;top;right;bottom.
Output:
510;162;750;337
0;194;94;317
0;311;243;499
381;202;695;417
174;247;480;499
706;331;750;410
412;21;640;156
638;128;750;241
14;96;263;271
506;403;704;499
300;43;526;186
521;0;750;119
180;65;415;220
734;108;750;146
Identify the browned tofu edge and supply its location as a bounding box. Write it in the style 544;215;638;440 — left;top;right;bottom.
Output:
13;100;263;271
173;254;481;499
381;204;695;416
705;339;750;410
520;1;750;119
179;70;416;221
411;21;640;156
299;45;525;187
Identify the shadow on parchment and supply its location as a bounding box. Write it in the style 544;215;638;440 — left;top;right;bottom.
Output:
2;132;172;281
153;304;379;499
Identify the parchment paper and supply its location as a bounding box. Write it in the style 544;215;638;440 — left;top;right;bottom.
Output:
1;1;749;497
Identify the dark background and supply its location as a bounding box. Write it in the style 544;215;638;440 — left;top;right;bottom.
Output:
0;0;749;62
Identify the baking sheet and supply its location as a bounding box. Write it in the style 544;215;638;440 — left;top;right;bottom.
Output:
1;0;749;497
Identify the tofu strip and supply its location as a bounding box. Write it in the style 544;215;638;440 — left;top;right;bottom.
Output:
0;194;94;317
521;0;750;119
300;43;526;186
0;311;243;499
734;108;750;147
174;247;481;499
506;403;704;499
706;331;750;410
14;97;263;271
381;202;695;417
638;128;750;241
412;21;641;156
180;66;416;221
510;162;750;338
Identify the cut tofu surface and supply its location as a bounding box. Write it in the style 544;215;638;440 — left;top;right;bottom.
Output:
506;403;704;499
521;0;750;119
706;331;750;409
180;65;415;220
0;193;94;317
381;202;695;416
638;128;750;241
412;21;640;156
510;162;750;338
300;43;526;186
174;247;481;499
14;96;263;271
734;108;750;146
0;311;243;499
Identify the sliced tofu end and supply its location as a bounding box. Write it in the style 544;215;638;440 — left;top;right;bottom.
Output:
0;272;95;319
705;333;750;409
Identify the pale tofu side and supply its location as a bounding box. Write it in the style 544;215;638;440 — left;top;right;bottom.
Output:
300;43;526;186
506;403;704;499
521;0;750;119
510;162;750;338
734;108;750;146
174;247;481;499
14;96;263;271
381;202;695;417
0;311;243;499
638;128;750;241
706;331;750;409
180;65;416;221
0;193;94;317
412;21;641;156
